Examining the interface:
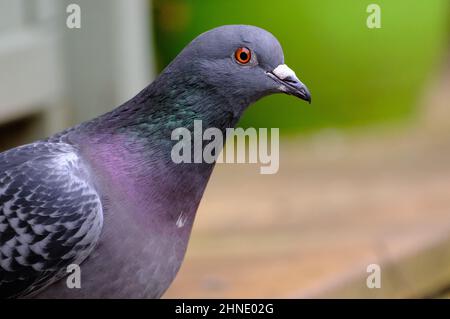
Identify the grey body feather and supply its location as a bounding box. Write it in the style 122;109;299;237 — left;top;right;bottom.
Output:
0;143;102;298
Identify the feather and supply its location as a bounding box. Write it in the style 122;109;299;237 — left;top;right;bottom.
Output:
0;142;103;298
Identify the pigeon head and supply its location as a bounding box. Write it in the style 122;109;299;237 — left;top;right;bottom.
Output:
164;25;311;112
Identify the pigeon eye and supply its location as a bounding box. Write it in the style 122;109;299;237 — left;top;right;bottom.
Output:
234;47;251;64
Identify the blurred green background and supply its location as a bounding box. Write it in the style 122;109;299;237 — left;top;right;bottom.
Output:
153;0;449;133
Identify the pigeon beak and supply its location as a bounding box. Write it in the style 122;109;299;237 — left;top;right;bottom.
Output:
267;64;311;103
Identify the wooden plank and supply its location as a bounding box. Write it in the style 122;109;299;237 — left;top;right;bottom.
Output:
164;128;450;298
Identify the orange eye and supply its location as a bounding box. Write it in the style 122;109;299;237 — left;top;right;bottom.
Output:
235;47;251;64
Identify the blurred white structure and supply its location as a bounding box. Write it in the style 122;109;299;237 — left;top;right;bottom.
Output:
0;0;154;138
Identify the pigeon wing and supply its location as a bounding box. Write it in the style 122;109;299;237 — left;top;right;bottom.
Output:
0;142;103;298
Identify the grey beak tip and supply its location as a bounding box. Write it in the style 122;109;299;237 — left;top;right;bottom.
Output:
298;86;312;104
306;93;312;104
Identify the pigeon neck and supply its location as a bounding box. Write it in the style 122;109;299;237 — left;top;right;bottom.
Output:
88;69;246;139
67;70;249;242
73;67;248;193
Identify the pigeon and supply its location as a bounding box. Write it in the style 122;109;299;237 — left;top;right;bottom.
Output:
0;25;311;298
